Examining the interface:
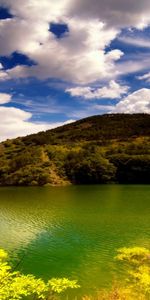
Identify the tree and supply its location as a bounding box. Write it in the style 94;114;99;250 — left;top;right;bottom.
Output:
65;149;116;184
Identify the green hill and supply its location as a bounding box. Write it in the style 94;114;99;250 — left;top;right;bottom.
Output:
0;113;150;186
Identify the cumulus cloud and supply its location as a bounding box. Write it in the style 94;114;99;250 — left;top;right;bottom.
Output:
2;0;150;29
66;80;129;99
0;0;122;84
0;105;74;141
112;88;150;113
1;0;150;85
0;93;11;104
0;0;150;86
0;18;49;56
67;0;150;29
0;0;68;22
6;19;120;84
0;0;149;139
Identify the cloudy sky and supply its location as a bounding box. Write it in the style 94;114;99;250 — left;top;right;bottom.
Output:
0;0;150;141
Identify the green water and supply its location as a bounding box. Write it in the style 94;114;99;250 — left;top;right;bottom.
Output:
0;185;150;296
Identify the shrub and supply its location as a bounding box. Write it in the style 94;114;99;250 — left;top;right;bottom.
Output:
0;249;79;300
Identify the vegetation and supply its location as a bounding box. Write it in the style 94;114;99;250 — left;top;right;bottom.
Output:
1;246;150;299
0;113;150;185
84;246;150;300
0;249;79;299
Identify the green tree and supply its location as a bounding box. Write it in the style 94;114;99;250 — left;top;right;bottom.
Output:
65;149;116;184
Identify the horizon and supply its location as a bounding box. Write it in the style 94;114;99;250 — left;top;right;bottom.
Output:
0;0;150;141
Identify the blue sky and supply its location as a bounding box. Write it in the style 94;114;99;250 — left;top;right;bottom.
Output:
0;0;150;141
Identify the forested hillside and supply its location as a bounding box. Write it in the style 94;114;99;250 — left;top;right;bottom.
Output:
0;113;150;186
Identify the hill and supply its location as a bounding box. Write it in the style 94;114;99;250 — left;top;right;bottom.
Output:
0;113;150;186
22;113;150;145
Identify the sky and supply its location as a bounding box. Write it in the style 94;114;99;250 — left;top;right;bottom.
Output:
0;0;150;141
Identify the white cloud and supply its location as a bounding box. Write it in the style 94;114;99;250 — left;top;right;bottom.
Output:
0;71;10;81
0;18;49;56
66;80;129;99
0;0;68;22
116;52;150;76
0;1;122;84
0;93;12;104
6;19;120;84
2;0;150;30
0;0;150;124
0;105;75;141
137;72;150;82
1;0;150;85
119;36;150;48
112;88;150;113
67;0;150;29
0;63;10;81
0;0;150;86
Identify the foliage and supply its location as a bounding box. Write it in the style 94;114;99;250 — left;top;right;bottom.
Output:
65;148;116;184
1;247;150;299
0;249;79;300
116;247;150;295
82;286;137;300
116;247;150;265
83;247;150;300
48;278;80;293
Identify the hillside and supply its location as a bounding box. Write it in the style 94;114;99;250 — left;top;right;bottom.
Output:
0;113;150;186
22;113;150;145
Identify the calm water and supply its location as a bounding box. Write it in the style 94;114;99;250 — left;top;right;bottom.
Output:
0;185;150;297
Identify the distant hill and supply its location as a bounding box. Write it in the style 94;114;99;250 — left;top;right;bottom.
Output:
0;113;150;186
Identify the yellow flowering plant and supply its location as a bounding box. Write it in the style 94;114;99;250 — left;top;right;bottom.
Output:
0;249;80;300
48;277;80;293
116;247;150;296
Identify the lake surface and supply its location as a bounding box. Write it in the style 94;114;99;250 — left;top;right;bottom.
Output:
0;185;150;297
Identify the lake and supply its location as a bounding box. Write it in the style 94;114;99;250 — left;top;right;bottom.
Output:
0;185;150;297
